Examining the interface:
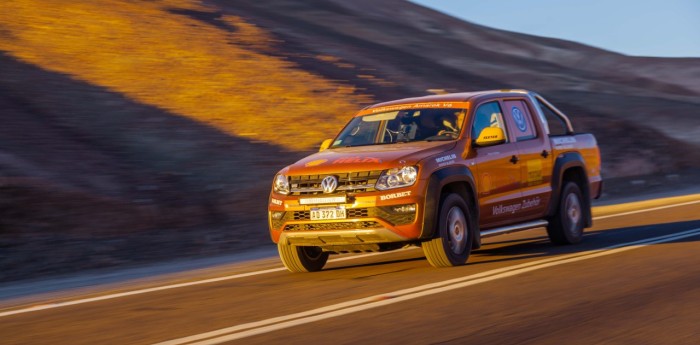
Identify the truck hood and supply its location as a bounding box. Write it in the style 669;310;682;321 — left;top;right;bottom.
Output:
285;141;458;175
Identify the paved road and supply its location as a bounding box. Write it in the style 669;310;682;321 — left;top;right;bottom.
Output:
1;197;700;344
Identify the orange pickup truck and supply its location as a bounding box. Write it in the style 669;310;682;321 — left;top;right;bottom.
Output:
268;90;602;272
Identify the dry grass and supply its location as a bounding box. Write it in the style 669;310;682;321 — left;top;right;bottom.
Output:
0;0;372;150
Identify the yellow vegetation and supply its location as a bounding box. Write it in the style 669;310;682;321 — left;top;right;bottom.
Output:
0;0;373;150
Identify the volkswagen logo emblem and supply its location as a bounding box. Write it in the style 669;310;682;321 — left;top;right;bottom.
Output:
321;175;338;194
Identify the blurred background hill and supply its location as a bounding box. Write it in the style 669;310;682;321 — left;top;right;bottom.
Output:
1;0;699;281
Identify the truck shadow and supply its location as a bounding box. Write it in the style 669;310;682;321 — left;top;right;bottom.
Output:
327;219;700;270
475;219;700;263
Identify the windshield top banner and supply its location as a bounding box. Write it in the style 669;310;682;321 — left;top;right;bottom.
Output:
358;101;470;116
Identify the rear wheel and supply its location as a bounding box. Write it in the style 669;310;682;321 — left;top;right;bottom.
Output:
278;243;329;272
423;193;473;267
547;182;586;245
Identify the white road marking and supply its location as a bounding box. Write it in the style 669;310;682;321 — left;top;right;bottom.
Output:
0;199;697;318
0;250;415;318
593;200;700;220
155;227;700;345
0;267;281;318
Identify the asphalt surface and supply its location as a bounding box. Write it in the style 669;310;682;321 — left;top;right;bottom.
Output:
1;197;700;344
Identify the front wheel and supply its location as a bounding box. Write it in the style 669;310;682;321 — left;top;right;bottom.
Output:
278;243;329;272
423;193;473;267
547;182;586;245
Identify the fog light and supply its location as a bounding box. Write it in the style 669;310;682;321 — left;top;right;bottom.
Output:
392;204;416;213
271;211;285;220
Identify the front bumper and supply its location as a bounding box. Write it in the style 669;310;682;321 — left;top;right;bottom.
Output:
268;189;424;246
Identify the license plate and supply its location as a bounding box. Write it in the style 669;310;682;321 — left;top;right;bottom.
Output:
310;207;346;220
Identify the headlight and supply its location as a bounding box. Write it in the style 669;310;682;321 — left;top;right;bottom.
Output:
375;166;418;190
273;174;290;195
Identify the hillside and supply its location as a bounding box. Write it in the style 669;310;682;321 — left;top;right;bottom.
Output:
1;0;699;281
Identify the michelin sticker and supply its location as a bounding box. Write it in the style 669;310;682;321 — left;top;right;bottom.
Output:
435;153;457;167
512;107;527;132
380;191;411;201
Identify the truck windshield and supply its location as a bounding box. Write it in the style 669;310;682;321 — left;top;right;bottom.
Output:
331;108;466;147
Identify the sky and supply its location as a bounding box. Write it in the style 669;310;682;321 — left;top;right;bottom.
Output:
410;0;700;58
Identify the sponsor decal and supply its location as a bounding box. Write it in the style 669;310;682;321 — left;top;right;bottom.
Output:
370;102;455;114
299;196;347;205
435;154;457;163
358;102;470;115
380;191;412;201
512;106;527;132
492;197;541;215
332;156;382;164
526;159;543;185
481;173;492;194
552;137;576;146
435;153;457;167
270;198;283;206
305;159;327;167
521;197;541;209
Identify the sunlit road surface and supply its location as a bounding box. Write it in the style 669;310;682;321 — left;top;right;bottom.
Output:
1;195;700;344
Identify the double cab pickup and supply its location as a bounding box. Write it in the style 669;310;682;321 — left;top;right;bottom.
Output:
268;90;602;272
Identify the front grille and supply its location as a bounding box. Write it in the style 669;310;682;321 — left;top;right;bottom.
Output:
348;208;369;218
284;221;382;231
289;170;383;195
271;217;285;230
380;211;415;225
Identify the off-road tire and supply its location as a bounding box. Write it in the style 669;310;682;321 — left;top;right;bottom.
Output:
278;243;329;272
547;181;586;245
423;193;473;267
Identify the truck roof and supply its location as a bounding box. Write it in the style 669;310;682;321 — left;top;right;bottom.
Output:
365;89;532;110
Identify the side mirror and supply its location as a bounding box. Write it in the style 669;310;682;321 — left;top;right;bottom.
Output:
474;127;506;147
319;139;333;152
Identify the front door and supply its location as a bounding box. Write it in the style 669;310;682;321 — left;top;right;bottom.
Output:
470;101;523;228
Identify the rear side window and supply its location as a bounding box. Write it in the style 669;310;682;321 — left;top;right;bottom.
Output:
536;99;568;136
503;100;536;141
471;102;507;142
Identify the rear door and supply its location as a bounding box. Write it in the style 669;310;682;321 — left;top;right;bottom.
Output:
469;101;522;228
502;98;553;220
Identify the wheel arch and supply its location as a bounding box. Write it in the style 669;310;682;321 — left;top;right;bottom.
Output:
421;166;481;249
549;152;593;227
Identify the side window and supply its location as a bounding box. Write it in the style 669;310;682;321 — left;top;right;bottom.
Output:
503;100;537;141
536;99;568;136
471;101;507;142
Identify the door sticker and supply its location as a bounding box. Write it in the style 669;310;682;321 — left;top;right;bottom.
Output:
512;106;527;132
526;159;543;185
481;173;492;195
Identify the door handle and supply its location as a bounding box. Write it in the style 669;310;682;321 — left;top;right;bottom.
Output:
541;150;549;158
509;155;519;164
